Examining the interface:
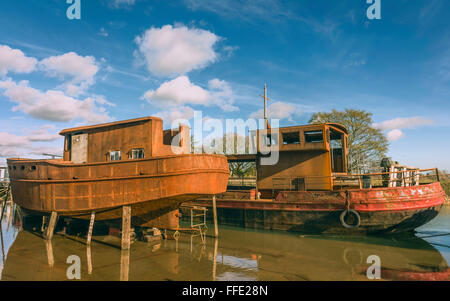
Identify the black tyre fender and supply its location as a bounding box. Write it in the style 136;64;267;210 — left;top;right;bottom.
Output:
340;209;361;229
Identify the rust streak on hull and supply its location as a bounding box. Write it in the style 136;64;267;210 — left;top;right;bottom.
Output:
190;183;446;234
8;154;229;226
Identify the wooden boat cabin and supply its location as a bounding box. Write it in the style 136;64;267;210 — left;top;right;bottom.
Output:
7;116;229;225
60;116;190;163
228;123;348;197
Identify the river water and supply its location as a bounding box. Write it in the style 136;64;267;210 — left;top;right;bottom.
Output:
1;204;449;281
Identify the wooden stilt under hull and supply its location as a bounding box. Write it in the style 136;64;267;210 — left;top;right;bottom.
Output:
20;194;210;227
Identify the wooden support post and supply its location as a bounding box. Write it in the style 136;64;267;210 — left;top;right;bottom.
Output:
45;240;54;267
120;249;130;281
41;216;46;233
87;246;93;275
87;211;95;245
45;211;58;240
121;205;131;250
212;237;218;281
212;195;218;238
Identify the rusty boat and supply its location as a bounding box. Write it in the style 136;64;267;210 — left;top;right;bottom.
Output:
190;123;446;234
6;117;229;226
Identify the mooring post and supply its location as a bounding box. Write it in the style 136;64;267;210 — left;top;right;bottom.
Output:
87;211;95;245
121;205;131;250
212;195;218;238
45;211;58;240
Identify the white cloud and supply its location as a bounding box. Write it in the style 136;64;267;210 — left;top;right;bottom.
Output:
0;131;62;158
0;78;112;124
154;106;196;126
386;129;405;142
109;0;136;9
142;76;237;112
373;117;433;131
0;129;63;160
249;101;304;121
0;44;37;76
135;25;220;76
27;125;60;142
374;116;433;142
208;78;238;112
0;132;29;147
98;27;109;37
142;76;210;107
0;124;62;158
39;52;99;96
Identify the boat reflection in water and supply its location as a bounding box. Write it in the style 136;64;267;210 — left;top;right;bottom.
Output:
1;204;449;281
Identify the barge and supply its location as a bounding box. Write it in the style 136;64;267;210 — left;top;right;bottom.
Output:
6;117;229;226
189;123;446;234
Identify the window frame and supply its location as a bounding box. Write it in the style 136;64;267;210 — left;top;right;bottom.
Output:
130;148;145;160
109;150;121;161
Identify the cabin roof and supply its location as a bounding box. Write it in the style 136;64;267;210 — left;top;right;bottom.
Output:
324;123;348;134
256;123;348;135
59;116;162;135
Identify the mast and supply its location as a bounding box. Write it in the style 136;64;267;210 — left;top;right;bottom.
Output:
264;83;267;122
260;84;271;129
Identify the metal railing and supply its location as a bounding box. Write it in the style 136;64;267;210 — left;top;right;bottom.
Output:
228;177;256;187
271;168;440;192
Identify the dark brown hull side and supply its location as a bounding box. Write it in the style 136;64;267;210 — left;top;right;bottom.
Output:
185;204;442;234
188;183;446;234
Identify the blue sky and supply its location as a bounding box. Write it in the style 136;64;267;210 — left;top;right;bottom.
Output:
0;0;449;170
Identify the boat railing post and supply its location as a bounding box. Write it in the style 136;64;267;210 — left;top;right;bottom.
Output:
436;168;440;182
212;195;218;238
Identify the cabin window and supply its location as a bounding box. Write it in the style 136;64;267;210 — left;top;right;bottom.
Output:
263;133;278;147
65;134;72;151
304;130;323;143
330;129;345;173
130;148;145;159
110;151;121;161
282;132;300;145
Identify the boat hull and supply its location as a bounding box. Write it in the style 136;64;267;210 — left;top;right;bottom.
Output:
189;182;446;234
7;154;229;226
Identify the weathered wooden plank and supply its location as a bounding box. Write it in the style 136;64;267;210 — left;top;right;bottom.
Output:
45;211;58;240
121;205;131;250
87;211;95;245
212;195;218;237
